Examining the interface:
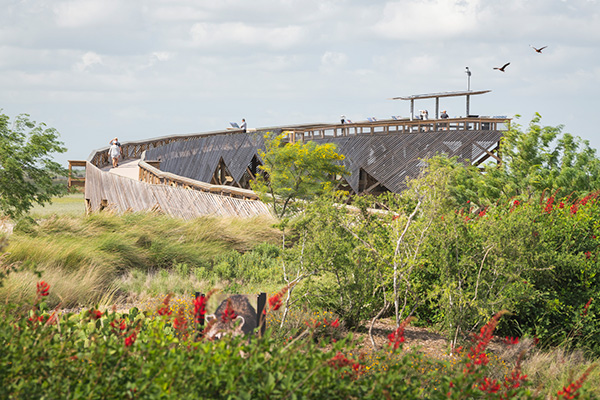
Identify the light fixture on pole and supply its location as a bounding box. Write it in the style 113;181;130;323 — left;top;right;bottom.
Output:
465;67;471;91
465;67;472;117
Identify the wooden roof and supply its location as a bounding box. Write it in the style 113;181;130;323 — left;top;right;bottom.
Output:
145;128;503;194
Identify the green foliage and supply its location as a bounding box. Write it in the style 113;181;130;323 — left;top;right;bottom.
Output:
0;111;68;219
429;114;600;207
293;193;387;329
3;288;597;399
488;114;600;199
252;132;348;219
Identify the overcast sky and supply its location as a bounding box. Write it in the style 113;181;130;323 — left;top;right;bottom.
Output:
1;0;599;166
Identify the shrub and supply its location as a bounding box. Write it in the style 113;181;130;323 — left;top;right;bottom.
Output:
3;282;598;399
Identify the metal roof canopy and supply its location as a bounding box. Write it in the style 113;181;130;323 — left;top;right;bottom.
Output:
390;89;491;120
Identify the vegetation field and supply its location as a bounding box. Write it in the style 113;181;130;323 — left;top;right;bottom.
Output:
3;115;600;398
28;192;87;218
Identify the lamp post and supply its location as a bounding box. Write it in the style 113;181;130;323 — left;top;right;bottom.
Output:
465;67;472;116
465;67;471;91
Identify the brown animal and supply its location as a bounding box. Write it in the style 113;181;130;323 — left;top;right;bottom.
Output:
204;295;258;339
493;62;510;72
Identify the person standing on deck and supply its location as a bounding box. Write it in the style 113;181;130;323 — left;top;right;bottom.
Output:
240;119;247;133
108;137;121;168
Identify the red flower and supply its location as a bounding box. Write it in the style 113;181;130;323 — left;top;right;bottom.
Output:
328;352;352;369
479;377;500;393
268;285;290;311
585;251;592;259
37;281;50;297
582;298;593;317
194;295;207;323
268;293;283;311
513;200;520;207
124;331;137;347
157;294;172;316
174;307;187;331
89;309;102;320
544;196;554;213
504;364;528;391
580;194;592;206
110;319;127;333
330;318;340;328
464;311;507;374
559;201;565;209
387;317;414;351
503;336;519;345
571;204;579;214
221;300;237;323
556;365;596;399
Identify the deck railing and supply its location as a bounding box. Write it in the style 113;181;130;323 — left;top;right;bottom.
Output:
138;158;259;200
286;116;510;143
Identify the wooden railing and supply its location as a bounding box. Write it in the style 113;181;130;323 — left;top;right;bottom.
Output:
88;129;247;169
286;116;510;143
138;158;259;200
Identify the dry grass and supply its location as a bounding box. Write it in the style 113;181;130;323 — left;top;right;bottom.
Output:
1;212;281;308
0;263;119;309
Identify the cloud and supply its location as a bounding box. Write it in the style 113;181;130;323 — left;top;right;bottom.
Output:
189;22;305;50
53;0;124;28
373;0;480;40
74;51;103;72
320;51;348;72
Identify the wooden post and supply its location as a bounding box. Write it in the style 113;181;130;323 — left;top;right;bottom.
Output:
257;292;267;336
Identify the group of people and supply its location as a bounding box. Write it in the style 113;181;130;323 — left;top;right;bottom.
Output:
416;110;449;119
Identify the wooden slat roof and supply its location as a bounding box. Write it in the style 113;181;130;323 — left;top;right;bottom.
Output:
145;128;502;194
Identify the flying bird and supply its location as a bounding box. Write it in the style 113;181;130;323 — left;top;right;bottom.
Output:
493;62;510;72
530;45;548;53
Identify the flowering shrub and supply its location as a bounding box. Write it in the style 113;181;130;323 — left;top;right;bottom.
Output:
1;283;597;399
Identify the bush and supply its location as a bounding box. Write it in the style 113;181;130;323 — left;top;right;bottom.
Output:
2;283;597;399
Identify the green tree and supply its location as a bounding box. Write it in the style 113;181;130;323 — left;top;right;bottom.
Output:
251;132;347;220
0;111;67;219
428;114;600;208
251;132;348;326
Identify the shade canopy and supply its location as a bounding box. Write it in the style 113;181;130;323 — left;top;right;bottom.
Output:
389;89;491;101
389;90;492;120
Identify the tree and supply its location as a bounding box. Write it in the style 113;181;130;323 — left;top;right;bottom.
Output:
251;132;347;220
420;114;600;209
475;113;600;203
0;111;68;219
251;132;348;326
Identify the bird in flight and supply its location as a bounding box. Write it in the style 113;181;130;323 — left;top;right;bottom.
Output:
530;45;548;53
493;62;510;72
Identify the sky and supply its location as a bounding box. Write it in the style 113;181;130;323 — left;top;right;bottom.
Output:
1;0;599;166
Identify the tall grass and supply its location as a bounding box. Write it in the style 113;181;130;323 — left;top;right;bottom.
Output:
1;212;282;308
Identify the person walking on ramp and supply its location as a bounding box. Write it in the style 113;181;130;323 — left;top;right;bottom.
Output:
109;137;121;168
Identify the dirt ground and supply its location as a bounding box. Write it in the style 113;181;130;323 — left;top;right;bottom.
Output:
352;318;455;360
